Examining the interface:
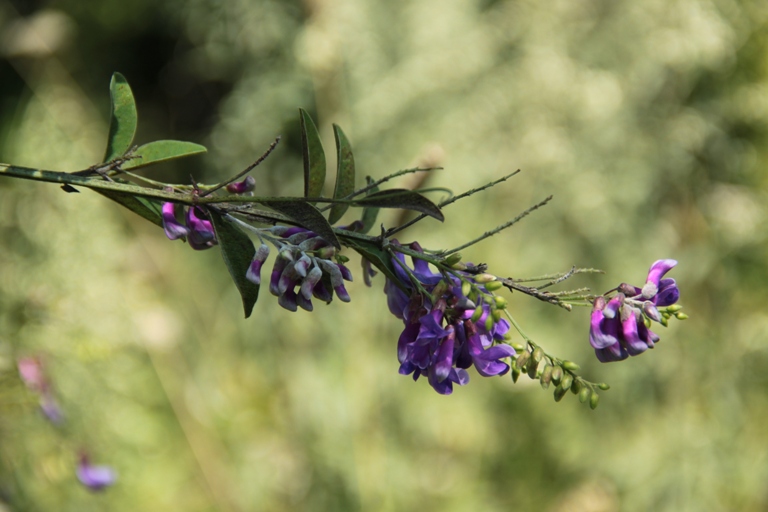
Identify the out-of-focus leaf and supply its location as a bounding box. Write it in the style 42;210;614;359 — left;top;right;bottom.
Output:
95;189;164;227
103;72;138;162
121;141;207;170
263;199;341;249
328;124;355;224
359;177;380;234
208;210;260;318
354;189;444;221
299;108;326;202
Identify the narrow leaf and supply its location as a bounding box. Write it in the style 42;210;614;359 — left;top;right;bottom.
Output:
122;140;207;170
208;210;260;318
95;189;164;227
103;72;138;162
299;108;326;201
328;124;355;224
262;199;341;249
355;189;444;221
359;177;380;234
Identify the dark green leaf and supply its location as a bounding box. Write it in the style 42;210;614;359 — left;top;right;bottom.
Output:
359;177;380;234
121;140;207;170
262;199;341;249
103;72;138;162
208;210;260;318
355;188;444;221
328;124;355;224
299;108;326;202
95;189;164;227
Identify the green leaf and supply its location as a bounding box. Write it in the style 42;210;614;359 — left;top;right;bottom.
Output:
355;188;444;222
328;124;355;224
299;108;326;202
208;210;260;318
95;189;164;227
121;140;207;170
359;177;380;234
103;72;138;162
262;199;341;249
340;235;405;290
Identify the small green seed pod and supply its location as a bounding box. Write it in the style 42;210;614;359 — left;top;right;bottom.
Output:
589;392;600;410
578;387;591;403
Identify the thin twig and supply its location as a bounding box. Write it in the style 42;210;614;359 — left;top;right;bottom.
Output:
200;137;280;197
386;169;520;236
443;195;552;256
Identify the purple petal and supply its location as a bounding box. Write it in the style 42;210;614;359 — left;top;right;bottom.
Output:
161;203;189;240
646;259;678;287
397;322;420;363
653;278;680;306
334;284;351;302
433;329;455;382
621;312;649;356
590;313;621;349
278;289;298;312
77;457;117;492
595;342;629;362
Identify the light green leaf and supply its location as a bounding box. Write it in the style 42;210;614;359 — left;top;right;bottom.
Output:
208;210;260;318
328;124;355;224
121;140;207;170
103;72;138;162
299;108;326;202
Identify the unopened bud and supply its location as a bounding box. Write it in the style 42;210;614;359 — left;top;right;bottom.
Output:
484;312;494;331
461;281;472;297
515;351;530;370
474;273;496;284
570;379;582;394
494;296;507;309
560;373;573;391
527;361;538;379
660;316;669;327
485;281;503;291
443;253;462;267
675;312;688;320
553;385;567;402
540;365;553;388
511;368;521;383
451;262;467;270
470;306;483;322
665;304;683;313
561;361;580;372
589;392;600;410
551;366;563;384
642;301;662;322
597;382;610;390
532;347;544;364
579;387;591;403
511;343;525;352
491;309;502;322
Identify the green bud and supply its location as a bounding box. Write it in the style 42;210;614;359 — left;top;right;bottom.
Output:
485;281;503;291
474;273;496;284
515;351;530;370
643;315;651;328
511;368;521;383
597;382;610;390
665;304;683;313
491;309;502;322
661;316;669;327
541;364;553;386
461;280;472;297
532;347;544;364
503;333;513;341
443;253;462;266
484;312;494;331
570;378;582;394
527;360;538;379
675;312;688;320
578;387;591;403
560;373;573;391
451;262;467;271
335;254;350;264
470;306;483;322
553;385;567;402
511;343;525;352
551;366;563;385
561;361;580;372
589;392;600;410
494;296;507;309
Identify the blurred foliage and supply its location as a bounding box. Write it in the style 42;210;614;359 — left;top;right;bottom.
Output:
1;0;768;510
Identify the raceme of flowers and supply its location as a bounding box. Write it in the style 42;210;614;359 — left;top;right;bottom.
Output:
384;241;515;395
589;259;681;362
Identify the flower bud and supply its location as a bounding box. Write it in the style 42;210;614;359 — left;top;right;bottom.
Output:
470;306;484;322
461;281;472;297
553;384;567;402
494;296;507;309
515;350;530;370
474;273;496;284
511;367;521;383
532;347;544;364
484;281;503;291
540;365;553;389
443;253;462;267
589;392;600;409
560;373;573;391
675;312;688;320
561;361;580;372
570;378;582;394
597;382;610;390
225;175;256;194
642;301;662;322
551;365;563;384
578;387;591;403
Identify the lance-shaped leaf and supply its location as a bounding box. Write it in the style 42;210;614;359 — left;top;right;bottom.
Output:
208;210;260;318
262;199;341;249
328;124;355;224
299;108;326;202
103;72;138;162
354;189;444;222
121;141;207;170
359;177;380;234
95;189;164;227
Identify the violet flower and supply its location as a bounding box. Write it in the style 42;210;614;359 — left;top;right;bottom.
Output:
161;203;217;250
590;259;680;363
76;454;117;492
161;202;189;240
225;175;256;194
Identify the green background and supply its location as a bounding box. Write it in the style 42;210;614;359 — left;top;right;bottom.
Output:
1;0;766;510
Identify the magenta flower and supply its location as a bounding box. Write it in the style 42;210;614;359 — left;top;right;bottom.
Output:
225;175;256;194
161;203;217;250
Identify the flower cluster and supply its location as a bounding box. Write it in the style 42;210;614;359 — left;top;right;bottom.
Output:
590;259;681;362
246;226;353;312
161;203;217;250
385;242;515;394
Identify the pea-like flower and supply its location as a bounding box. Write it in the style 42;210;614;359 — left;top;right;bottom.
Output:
590;259;680;362
76;453;117;491
161;203;217;250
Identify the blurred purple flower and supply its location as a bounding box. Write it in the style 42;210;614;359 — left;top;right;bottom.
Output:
225;175;256;194
18;357;64;424
76;454;117;492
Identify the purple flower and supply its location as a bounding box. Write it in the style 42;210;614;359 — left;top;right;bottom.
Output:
246;244;270;285
591;259;680;363
225;175;256;194
76;454;117;491
18;357;64;424
161;202;189;240
161;203;217;250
